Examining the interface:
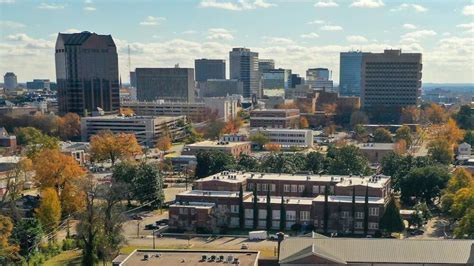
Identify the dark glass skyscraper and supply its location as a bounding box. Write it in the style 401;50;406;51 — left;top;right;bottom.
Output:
339;51;368;97
135;68;195;102
194;59;226;82
229;48;261;98
55;31;120;116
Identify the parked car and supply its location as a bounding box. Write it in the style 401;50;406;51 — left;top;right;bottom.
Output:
155;219;169;226
240;244;249;250
131;214;143;220
409;229;424;236
268;234;289;240
144;224;159;230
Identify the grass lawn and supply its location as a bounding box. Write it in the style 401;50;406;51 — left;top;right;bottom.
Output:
43;250;82;266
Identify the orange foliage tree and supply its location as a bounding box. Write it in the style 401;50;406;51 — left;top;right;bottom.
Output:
33;149;86;214
265;143;281;152
57;113;81;140
156;135;172;151
90;131;143;165
0;215;19;262
120;107;135;116
394;139;407;154
400;106;420;124
35;187;62;232
221;117;244;134
429;118;464;145
422;103;447;124
299;117;309;129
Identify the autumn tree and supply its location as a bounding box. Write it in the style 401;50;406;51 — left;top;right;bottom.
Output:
36;188;62;233
394;139;407;155
14;127;59;158
400;106;420;124
323;124;336;137
156;134;172;152
422;103;447;124
431;118;464;145
33;149;86;214
394;125;413;146
428;139;454;164
265;143;282;152
119;107;135;116
90;131;142;165
0;215;20;263
299;116;309;129
57;113;81;140
373;128;393;143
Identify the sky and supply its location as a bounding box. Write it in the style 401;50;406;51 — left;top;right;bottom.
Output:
0;0;473;84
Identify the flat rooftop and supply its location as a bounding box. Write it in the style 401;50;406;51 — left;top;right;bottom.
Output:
118;249;259;266
177;190;252;198
170;202;215;209
357;143;395;150
313;195;385;204
185;140;251;148
82;115;183;121
244;196;314;205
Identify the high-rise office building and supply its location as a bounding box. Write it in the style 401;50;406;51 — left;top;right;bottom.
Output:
194;59;226;82
26;79;50;90
306;68;333;90
339;51;369;97
258;59;275;74
3;72;17;91
55;31;120;116
130;71;137;87
135;68;195;102
229;48;261;98
361;49;422;122
261;68;292;89
290;74;304;88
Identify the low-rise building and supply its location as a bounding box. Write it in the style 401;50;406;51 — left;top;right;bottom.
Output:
357;143;395;163
182;141;251;158
60;142;89;166
250;109;300;128
0;127;16;153
81;114;186;147
250;128;313;148
457;142;472;161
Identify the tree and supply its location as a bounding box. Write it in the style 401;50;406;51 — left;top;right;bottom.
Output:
183;124;203;144
323;185;329;234
265;143;281;152
400;106;420;124
350;111;369;129
454;209;474;238
195;150;236;178
428;139;453;164
353;124;368;142
133;163;165;208
305;152;326;174
422;103;447;124
323;103;337;114
252;185;258;229
1;158;32;220
429;119;464;146
463;130;474;146
279;195;286;231
400;166;450;205
455;105;474;130
35;188;62;233
239;184;244;230
266;190;272;231
204;120;226;140
14;127;60;158
379;196;405;235
156;134;172;152
299;117;309;129
323;124;336;137
57;113;81;140
326;145;370;175
33;149;86;214
394;125;412;146
237;154;260;172
0;215;19;263
221;117;243;134
393;139;407;155
10;218;43;258
90;131;142;165
373;128;392;143
119;107;135;116
250;132;270;147
363;184;369;236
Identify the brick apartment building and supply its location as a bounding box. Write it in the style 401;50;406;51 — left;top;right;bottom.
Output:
182;140;251;159
250;109;300;128
169;171;391;235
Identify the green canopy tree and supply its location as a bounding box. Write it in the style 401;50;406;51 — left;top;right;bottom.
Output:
427;139;453;165
305;152;327;174
400;166;450;205
373;128;393;143
379;196;405;235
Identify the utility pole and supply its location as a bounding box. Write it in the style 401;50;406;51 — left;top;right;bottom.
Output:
137;220;140;238
153;229;156;249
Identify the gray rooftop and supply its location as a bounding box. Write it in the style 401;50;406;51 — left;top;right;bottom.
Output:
279;237;474;265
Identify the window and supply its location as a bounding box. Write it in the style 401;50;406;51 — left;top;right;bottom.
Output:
248;183;254;190
369;207;379;216
356;212;364;219
329;186;335;194
300;211;310;221
369;222;379;229
230;217;239;226
341;211;349;218
245;219;253;227
245;209;253;219
313;185;319;194
286;211;296;221
284;184;290;192
190;208;195;215
179;208;187;215
291;185;297;192
355;221;363;229
314;220;318;226
270;184;276;192
298;185;305;193
259;209;267;219
272;210;280;219
257;183;261;192
262;183;268;192
230;205;239;214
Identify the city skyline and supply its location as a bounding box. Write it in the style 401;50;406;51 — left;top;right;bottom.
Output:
0;0;473;83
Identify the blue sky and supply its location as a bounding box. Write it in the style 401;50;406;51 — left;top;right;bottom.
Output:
0;0;473;83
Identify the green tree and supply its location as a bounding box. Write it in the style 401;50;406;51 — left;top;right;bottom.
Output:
14;127;60;158
326;145;370;175
381;153;434;191
373;128;393;143
35;188;62;233
266;190;272;231
260;153;306;174
427;139;453;165
455;105;474;130
379;196;405;235
463;130;474;146
237;154;260;172
195;150;236;178
239;184;244;230
305;152;326;174
250;132;270;149
394;125;412;146
400;166;450;205
279;195;286;231
252;185;258;229
354;124;369;142
112;161;136;205
133;163;164;208
11;218;43;258
363;184;369;236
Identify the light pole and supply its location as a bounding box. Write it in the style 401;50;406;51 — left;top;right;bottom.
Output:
152;228;156;249
137;220;141;238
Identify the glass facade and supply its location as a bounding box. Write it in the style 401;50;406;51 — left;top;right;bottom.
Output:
339;51;366;97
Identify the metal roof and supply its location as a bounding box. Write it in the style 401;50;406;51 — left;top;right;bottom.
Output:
280;237;474;265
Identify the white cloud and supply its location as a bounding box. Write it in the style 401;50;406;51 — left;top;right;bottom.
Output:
308;20;325;25
84;6;96;11
401;30;437;41
457;22;474;29
262;36;295;45
320;25;343;31
346;35;368;43
403;23;417;30
198;0;276;11
350;0;384;8
207;28;234;41
314;0;338;8
62;28;82;33
139;16;166;26
182;30;197;34
0;0;15;3
462;5;474;16
300;32;319;39
37;3;65;9
0;20;25;28
390;3;427;12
